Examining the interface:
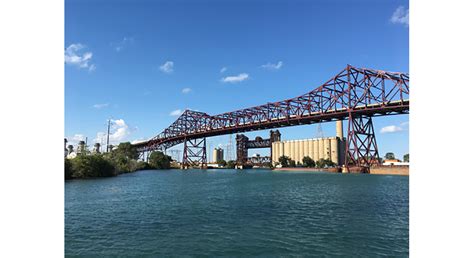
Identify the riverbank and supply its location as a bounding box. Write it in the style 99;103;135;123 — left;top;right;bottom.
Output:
273;166;409;176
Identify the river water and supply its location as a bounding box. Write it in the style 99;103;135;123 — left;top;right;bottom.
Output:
65;169;408;256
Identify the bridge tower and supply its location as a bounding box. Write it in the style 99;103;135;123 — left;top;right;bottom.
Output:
345;113;380;171
182;138;207;169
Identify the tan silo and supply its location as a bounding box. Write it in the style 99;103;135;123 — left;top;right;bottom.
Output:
303;140;309;159
318;139;324;161
296;141;300;162
308;139;314;161
299;140;304;163
330;138;338;164
279;142;284;159
324;138;331;160
273;142;280;163
336;120;343;139
290;141;295;161
284;141;290;158
313;139;319;161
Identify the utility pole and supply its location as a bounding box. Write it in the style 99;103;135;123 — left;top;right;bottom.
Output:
106;119;111;152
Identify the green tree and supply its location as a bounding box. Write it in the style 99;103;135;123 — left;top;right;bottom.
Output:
217;159;227;167
289;159;296;167
112;142;139;160
65;158;73;180
403;153;409;163
278;155;290;167
70;155;116;178
302;156;315;168
385;152;396;160
316;158;336;168
226;160;236;169
149;151;172;169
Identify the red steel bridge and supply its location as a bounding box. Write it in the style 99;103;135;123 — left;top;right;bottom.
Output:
132;65;409;170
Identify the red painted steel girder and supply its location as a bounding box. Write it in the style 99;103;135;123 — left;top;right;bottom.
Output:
133;65;409;152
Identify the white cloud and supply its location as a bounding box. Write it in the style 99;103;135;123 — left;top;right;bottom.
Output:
390;6;409;27
92;103;109;109
182;88;192;94
72;134;85;142
112;37;134;52
159;61;174;73
65;43;96;71
220;67;227;73
221;73;249;83
261;61;283;70
380;125;403;134
93;119;131;145
170;109;184;116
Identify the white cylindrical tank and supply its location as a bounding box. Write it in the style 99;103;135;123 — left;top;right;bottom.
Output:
330;138;338;164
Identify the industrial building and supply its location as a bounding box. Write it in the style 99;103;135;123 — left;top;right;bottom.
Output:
212;147;224;163
271;121;345;166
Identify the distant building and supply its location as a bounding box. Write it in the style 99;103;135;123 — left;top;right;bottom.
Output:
93;143;101;154
383;159;408;166
77;141;86;155
271;120;345;166
64;138;68;157
212;148;224;163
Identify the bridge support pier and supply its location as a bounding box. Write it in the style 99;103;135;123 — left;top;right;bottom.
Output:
182;138;207;169
345;114;380;172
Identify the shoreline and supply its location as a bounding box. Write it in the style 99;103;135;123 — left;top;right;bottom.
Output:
273;166;409;176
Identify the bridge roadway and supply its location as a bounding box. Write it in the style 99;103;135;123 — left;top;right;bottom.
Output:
132;65;409;154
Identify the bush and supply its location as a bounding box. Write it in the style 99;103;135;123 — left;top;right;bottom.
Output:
217;159;227;167
65;158;73;180
278;156;290;167
302;156;315;168
289;160;296;167
226;160;236;169
149;151;172;169
316;158;336;168
70;155;116;178
131;160;153;171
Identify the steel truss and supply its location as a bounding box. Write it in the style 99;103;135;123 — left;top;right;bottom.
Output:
345;114;380;170
132;65;409;170
182;138;207;169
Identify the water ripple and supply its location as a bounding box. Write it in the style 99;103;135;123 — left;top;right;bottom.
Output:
65;170;408;257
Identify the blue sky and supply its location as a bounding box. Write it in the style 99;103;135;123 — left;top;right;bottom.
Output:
65;0;409;160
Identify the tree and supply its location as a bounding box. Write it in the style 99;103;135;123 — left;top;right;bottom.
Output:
65;158;73;180
302;156;315;168
70;155;116;178
289;160;296;167
385;152;396;160
112;142;139;160
403;153;409;163
278;155;290;167
217;159;227;167
149;151;172;169
316;158;336;168
226;160;236;169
